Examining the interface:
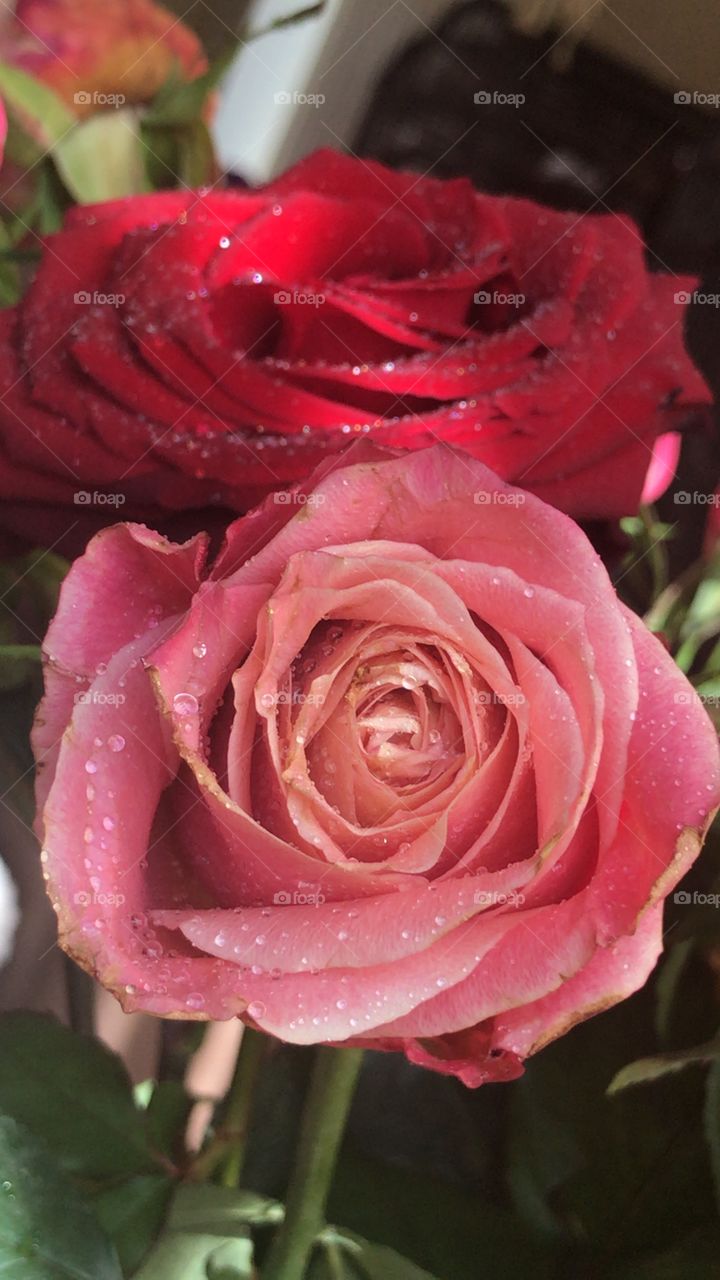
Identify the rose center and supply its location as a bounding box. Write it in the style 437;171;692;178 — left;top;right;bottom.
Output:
351;657;463;790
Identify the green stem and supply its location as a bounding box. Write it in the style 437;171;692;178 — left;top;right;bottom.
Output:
221;1026;266;1187
189;1025;266;1184
262;1046;364;1280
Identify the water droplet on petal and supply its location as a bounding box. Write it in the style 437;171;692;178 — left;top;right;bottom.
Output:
173;692;199;717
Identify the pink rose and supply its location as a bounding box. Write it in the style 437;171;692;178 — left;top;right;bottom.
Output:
33;446;720;1086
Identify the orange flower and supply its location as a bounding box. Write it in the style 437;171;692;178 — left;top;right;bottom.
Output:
1;0;206;114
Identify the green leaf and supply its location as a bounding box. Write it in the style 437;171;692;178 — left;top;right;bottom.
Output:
205;1237;255;1279
0;1116;122;1279
92;1175;173;1276
17;161;69;236
144;1080;193;1164
144;55;234;128
176;120;216;187
53;109;148;201
608;1039;720;1094
168;1182;283;1234
139;122;181;189
132;1233;229;1280
0;63;75;153
133;1185;266;1280
0;1012;156;1181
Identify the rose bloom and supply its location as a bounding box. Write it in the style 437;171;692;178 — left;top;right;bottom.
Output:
0;0;205;114
33;446;720;1085
0;150;708;546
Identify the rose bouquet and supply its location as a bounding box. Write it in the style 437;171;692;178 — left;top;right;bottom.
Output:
1;42;720;1277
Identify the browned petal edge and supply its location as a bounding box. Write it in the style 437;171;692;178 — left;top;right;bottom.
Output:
145;663;245;815
524;819;717;1057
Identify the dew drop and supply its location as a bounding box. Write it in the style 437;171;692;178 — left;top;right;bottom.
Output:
173;692;199;717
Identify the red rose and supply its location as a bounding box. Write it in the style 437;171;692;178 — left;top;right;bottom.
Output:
1;150;708;543
33;446;720;1086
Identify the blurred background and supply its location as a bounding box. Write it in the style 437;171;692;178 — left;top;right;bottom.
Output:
200;0;720;273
